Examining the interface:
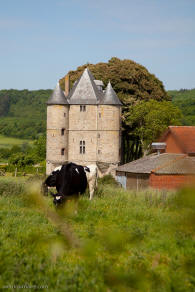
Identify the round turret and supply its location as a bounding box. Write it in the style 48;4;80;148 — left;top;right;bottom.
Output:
46;82;69;174
97;81;122;164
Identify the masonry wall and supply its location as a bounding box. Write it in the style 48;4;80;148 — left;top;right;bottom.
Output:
46;105;69;174
68;105;121;166
98;105;121;164
149;173;195;189
68;105;97;165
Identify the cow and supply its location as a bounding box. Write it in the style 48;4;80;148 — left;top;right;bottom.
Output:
43;162;98;205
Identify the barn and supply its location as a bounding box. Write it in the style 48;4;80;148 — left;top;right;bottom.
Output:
116;126;195;190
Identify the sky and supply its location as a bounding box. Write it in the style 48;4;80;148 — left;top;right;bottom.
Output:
0;0;195;90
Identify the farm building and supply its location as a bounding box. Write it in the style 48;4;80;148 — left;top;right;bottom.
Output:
116;126;195;190
46;68;122;175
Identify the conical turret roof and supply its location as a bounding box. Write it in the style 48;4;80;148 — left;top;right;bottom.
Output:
102;81;122;106
68;68;103;104
47;82;69;105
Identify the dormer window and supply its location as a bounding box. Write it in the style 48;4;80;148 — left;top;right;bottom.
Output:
80;105;86;112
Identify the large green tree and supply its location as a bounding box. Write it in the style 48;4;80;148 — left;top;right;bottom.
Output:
124;100;182;161
60;57;182;162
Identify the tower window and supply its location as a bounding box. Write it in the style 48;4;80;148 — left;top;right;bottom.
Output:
80;140;85;154
98;133;100;138
99;113;101;118
61;148;65;155
64;113;66;117
80;105;86;112
61;128;65;136
98;150;101;154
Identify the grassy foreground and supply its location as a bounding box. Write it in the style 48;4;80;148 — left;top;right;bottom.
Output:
0;177;194;291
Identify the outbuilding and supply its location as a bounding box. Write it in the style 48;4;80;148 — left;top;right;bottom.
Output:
116;126;195;190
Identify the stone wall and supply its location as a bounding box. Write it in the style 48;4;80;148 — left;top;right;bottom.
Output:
46;104;121;174
46;105;69;174
97;105;121;163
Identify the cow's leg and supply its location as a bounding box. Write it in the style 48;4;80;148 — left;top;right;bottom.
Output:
89;179;95;200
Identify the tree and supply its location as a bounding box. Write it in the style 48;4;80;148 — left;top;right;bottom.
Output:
124;100;182;160
60;57;169;104
32;134;46;162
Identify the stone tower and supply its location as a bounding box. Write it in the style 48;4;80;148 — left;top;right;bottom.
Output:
46;68;122;176
46;82;69;175
97;81;122;168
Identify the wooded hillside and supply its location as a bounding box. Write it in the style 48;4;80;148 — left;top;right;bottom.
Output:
168;88;195;126
0;89;51;139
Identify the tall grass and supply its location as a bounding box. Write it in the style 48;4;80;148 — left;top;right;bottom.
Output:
0;176;194;291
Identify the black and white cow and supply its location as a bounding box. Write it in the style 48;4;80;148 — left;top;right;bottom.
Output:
43;162;97;205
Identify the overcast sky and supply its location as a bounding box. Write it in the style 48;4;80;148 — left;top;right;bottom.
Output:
1;0;195;90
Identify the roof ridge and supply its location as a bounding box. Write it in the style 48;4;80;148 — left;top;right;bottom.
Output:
151;154;186;173
86;68;103;103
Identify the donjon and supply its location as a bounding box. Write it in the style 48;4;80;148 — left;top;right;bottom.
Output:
46;68;122;175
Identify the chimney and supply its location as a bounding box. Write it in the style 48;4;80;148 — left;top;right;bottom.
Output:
151;142;166;155
65;74;70;97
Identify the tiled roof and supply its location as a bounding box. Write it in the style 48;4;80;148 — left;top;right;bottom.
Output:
47;82;69;105
117;153;195;175
155;155;195;174
117;153;184;173
68;68;103;105
160;126;195;154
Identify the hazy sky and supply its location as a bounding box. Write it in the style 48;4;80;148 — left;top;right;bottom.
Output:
1;0;195;90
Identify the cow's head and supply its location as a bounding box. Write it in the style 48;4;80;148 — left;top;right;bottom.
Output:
45;167;61;187
51;193;65;206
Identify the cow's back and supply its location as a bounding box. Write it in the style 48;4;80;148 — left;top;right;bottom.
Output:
56;163;88;196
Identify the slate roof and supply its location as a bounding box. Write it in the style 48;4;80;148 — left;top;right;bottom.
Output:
68;68;103;105
103;81;123;105
47;82;69;105
68;68;122;106
159;126;195;154
116;153;195;175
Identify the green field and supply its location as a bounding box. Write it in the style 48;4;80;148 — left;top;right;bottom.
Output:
0;177;194;291
0;134;33;149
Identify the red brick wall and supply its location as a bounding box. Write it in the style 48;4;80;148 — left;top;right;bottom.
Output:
150;173;195;189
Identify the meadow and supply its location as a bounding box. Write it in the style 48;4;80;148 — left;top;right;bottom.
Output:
0;176;194;291
0;134;33;149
